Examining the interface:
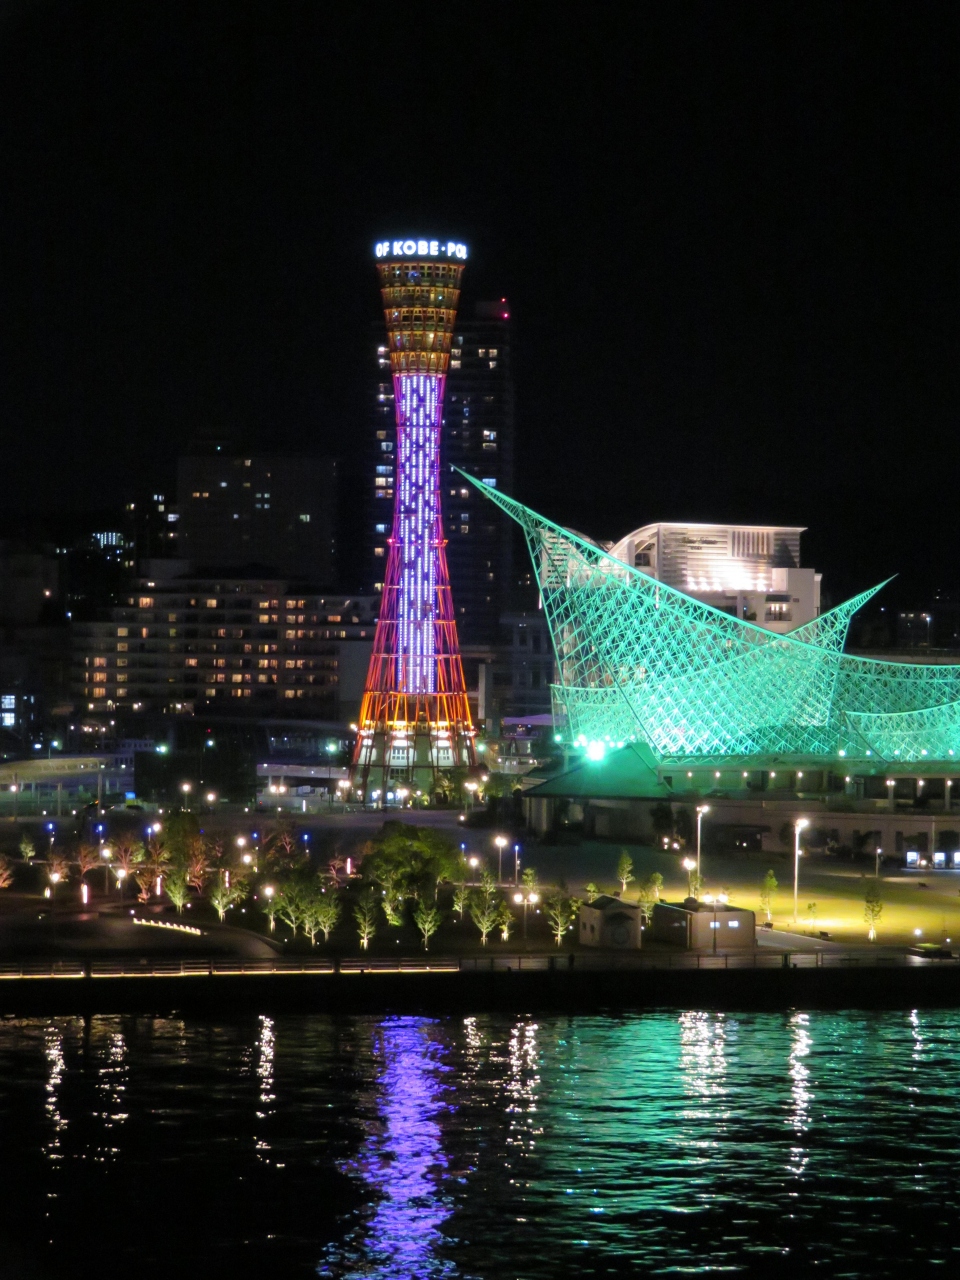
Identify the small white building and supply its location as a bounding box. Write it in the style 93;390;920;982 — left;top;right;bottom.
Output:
579;895;642;949
650;898;756;950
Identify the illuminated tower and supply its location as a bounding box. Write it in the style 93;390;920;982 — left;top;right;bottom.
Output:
352;237;476;796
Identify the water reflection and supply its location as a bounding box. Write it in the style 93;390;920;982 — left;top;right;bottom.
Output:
787;1012;812;1177
43;1025;66;1164
322;1017;454;1280
254;1014;275;1164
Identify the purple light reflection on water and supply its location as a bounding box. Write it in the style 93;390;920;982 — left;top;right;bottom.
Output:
320;1016;456;1280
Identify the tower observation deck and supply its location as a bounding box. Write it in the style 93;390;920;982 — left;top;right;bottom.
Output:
352;238;476;796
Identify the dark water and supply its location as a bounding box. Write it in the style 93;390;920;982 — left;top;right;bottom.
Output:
1;1010;959;1278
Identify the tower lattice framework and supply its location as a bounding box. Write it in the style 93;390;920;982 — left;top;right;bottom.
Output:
352;250;476;796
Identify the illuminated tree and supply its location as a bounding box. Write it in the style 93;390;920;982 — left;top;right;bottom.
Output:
0;855;13;890
616;850;635;895
759;870;778;922
310;890;342;944
209;874;244;923
584;883;600;902
864;882;883;942
497;901;514;942
112;839;143;879
276;880;306;937
469;892;500;946
187;840;211;893
414;901;442;951
165;867;190;914
18;834;35;863
546;893;580;947
452;884;469;920
47;851;71;883
74;844;101;885
353;891;378;951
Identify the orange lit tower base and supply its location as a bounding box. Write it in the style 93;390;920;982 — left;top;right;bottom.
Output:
352;238;477;799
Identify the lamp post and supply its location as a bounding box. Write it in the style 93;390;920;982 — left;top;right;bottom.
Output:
263;884;275;930
513;843;520;885
682;856;697;898
494;836;508;884
116;866;127;902
49;870;61;946
696;805;710;882
101;846;112;894
875;845;883;879
793;818;809;924
513;890;539;941
181;782;192;811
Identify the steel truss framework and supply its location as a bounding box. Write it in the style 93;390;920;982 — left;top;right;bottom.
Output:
353;259;475;794
462;473;960;768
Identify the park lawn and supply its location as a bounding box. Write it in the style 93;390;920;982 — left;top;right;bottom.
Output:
533;840;960;947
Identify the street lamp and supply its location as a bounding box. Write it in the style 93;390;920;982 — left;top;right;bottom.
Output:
181;782;192;811
696;805;710;881
513;890;539;940
514;843;520;885
494;835;508;883
101;846;112;893
465;781;478;809
793;818;809;924
263;883;275;930
115;866;127;901
49;871;61;944
682;856;697;897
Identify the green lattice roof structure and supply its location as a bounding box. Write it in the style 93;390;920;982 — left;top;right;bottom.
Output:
462;473;960;770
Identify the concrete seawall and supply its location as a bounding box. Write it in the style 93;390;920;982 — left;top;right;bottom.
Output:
3;961;960;1016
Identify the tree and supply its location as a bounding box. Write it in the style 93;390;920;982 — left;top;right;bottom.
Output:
469;892;500;946
546;893;580;947
112;839;143;878
497;901;514;942
74;844;101;884
187;841;211;893
261;888;280;933
806;902;818;926
521;866;540;892
864;881;883;942
165;867;190;914
381;887;405;927
477;868;497;906
414;901;442;950
354;892;379;950
18;834;35;863
616;850;635;895
584;882;600;903
0;855;14;890
277;880;307;937
759;870;778;922
209;875;244;923
452;884;469;920
646;872;663;901
310;890;342;944
47;851;71;883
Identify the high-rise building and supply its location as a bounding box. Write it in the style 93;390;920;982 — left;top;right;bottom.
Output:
72;578;375;720
176;447;336;583
353;237;476;794
369;300;515;645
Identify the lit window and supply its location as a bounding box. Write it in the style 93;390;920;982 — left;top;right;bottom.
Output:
93;657;106;668
374;547;384;557
489;348;498;356
117;643;128;652
117;628;128;637
138;597;154;608
450;360;461;369
205;599;218;608
299;514;310;523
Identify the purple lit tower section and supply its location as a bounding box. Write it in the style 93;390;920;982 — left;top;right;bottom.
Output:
352;238;476;794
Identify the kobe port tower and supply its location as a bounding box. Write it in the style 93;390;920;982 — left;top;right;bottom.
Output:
352;238;476;797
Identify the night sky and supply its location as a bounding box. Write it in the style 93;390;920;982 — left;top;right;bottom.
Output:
0;2;956;605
